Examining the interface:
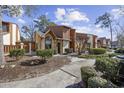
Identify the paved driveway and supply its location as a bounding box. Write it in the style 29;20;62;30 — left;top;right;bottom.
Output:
0;56;95;88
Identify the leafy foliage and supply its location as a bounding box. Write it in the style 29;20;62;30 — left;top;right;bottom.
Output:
95;12;112;28
81;66;97;87
90;48;106;54
95;12;113;48
79;54;108;59
36;49;54;60
88;76;118;88
34;15;56;33
88;76;108;88
9;49;25;60
1;5;23;17
95;57;120;81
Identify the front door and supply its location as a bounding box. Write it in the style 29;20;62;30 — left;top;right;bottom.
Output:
57;42;61;54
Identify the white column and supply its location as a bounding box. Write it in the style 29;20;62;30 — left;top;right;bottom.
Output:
20;43;24;49
29;42;32;55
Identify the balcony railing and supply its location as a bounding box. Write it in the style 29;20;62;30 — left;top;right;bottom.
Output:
4;45;20;54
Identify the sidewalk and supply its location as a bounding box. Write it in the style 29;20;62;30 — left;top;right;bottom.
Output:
0;56;95;88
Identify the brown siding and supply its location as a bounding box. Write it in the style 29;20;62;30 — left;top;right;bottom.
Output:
9;23;13;45
63;29;70;40
70;29;76;52
93;35;97;48
16;26;18;43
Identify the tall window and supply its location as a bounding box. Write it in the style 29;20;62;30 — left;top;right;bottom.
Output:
2;24;9;32
45;36;52;49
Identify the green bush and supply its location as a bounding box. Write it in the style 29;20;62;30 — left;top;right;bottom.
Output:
90;48;106;54
79;54;109;59
108;53;117;58
88;77;118;88
81;66;97;87
9;49;25;60
88;76;108;88
115;48;124;54
36;49;54;60
95;57;120;81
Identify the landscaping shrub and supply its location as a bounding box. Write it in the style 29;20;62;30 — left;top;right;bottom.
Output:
115;48;124;54
9;49;25;60
88;76;108;88
108;53;117;58
81;66;97;87
79;54;109;59
90;48;106;54
106;81;118;88
95;57;120;82
36;49;54;60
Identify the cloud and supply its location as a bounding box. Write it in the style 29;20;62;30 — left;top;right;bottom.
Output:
55;8;66;21
73;24;104;35
66;11;89;22
54;8;89;23
17;18;26;24
60;22;70;26
111;8;124;19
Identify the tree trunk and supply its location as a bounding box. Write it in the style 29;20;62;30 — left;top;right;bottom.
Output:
0;7;5;64
110;22;113;49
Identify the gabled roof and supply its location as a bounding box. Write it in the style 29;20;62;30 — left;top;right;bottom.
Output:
46;26;72;38
35;30;57;39
76;32;88;40
36;31;44;37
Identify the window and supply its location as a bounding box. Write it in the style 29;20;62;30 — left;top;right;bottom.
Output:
2;24;9;32
45;36;52;49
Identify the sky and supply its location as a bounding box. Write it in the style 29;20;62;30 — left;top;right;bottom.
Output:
2;5;123;40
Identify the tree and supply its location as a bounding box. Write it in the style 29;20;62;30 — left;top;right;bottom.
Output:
0;5;38;64
21;23;36;55
0;5;23;64
34;15;56;33
76;35;89;55
114;23;124;48
95;12;113;48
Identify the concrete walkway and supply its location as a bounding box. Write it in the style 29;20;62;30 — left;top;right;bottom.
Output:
0;56;95;88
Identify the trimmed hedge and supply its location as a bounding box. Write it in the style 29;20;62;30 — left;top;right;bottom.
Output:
88;77;118;88
9;49;25;60
79;54;108;59
95;57;120;81
79;53;117;59
36;49;54;60
90;48;106;54
81;66;97;87
88;76;108;88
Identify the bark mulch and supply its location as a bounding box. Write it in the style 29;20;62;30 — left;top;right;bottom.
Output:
0;56;71;83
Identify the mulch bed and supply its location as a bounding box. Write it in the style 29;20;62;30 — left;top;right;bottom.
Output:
0;56;71;83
